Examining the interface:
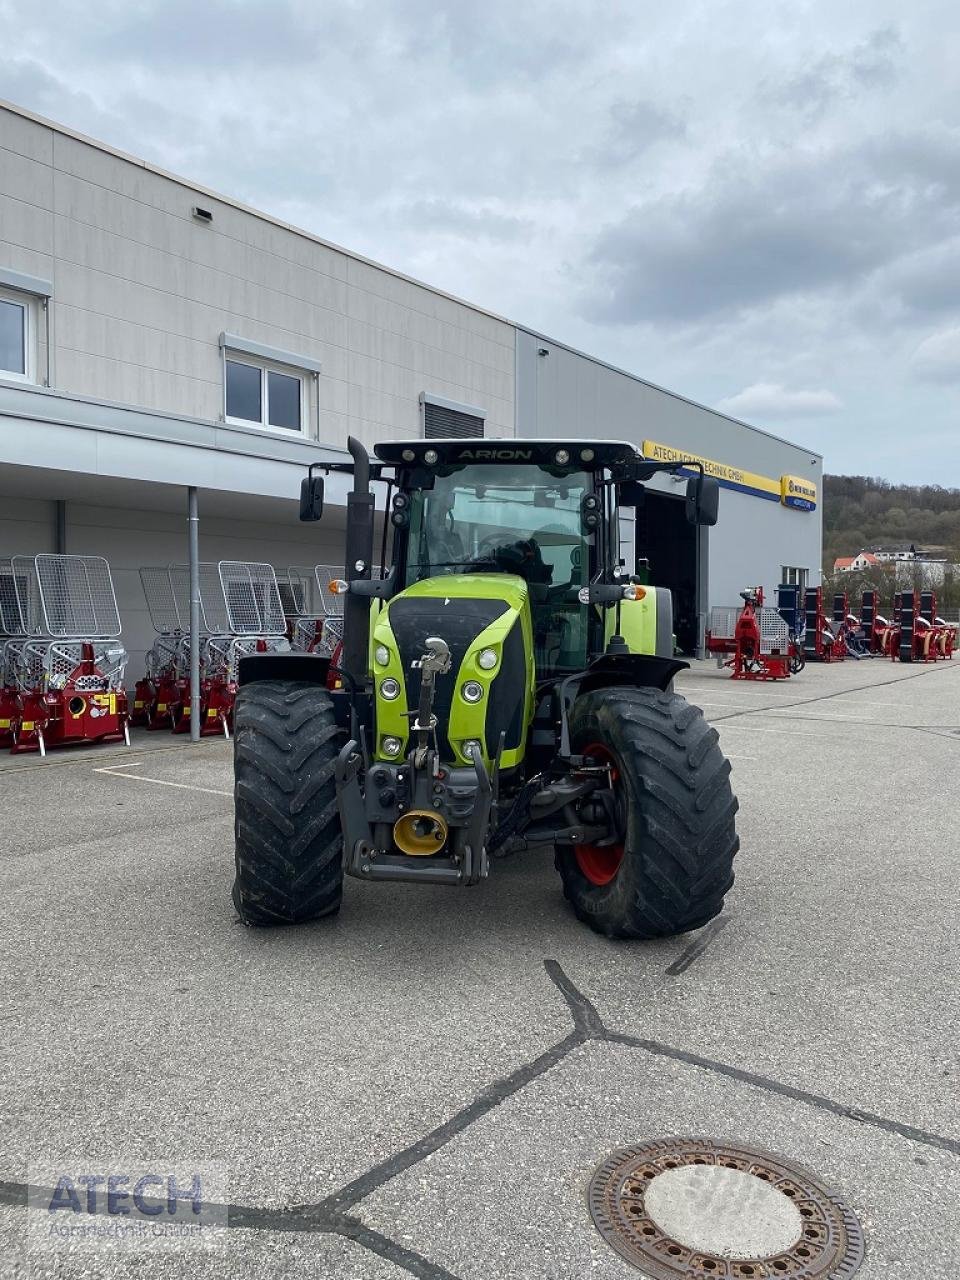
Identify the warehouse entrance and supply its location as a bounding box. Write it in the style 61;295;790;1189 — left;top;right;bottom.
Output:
634;490;701;655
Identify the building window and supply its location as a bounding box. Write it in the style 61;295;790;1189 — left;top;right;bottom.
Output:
421;392;486;440
225;357;304;432
0;286;35;382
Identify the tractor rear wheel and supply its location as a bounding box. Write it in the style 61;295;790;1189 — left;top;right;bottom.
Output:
232;680;345;926
556;686;738;939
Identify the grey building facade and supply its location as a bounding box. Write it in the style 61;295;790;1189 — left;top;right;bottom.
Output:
0;98;821;672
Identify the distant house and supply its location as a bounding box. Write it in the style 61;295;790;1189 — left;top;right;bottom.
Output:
834;552;879;573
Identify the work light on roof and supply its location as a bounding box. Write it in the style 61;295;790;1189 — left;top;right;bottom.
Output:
424;448;438;464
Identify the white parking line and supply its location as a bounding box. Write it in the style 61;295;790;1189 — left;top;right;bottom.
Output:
93;766;231;797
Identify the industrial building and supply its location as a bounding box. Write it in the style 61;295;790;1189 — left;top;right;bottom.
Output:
0;98;822;674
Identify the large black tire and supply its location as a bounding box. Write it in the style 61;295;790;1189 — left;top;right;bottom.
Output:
555;686;739;939
233;680;346;926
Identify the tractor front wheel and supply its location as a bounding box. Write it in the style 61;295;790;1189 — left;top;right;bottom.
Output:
556;687;739;939
233;680;345;926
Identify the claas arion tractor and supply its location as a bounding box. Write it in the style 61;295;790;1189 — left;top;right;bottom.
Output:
231;438;739;939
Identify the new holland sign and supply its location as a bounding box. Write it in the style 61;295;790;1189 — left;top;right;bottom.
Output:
780;474;818;511
641;441;817;512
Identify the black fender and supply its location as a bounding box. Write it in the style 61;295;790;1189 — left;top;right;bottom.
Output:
557;653;689;756
237;652;332;687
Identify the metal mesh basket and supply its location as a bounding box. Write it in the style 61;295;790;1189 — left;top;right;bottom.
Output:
313;565;345;617
139;566;184;634
319;616;344;653
11;556;43;635
169;564;231;634
708;606;740;641
292;616;323;651
278;566;324;618
16;639;127;692
145;635;181;680
34;555;121;638
15;640;49;691
2;639;26;685
0;558;25;634
758;608;790;654
218;562;286;636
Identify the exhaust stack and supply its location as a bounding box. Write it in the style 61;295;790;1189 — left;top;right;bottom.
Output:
342;435;375;682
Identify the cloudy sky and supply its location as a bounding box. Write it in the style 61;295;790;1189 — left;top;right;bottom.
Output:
2;0;959;482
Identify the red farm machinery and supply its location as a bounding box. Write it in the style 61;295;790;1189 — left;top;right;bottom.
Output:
0;554;129;755
706;588;794;680
133;561;292;736
888;589;955;663
277;563;345;656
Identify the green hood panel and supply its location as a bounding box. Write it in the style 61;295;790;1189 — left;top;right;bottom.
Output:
371;574;534;767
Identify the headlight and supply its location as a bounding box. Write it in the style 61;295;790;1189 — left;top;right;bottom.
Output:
461;680;484;703
380;677;401;700
477;648;498;671
375;644;391;667
381;736;403;757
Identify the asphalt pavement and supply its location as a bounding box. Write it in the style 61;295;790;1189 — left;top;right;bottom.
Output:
1;656;958;1278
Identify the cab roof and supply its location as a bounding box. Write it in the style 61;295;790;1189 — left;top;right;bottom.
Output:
373;438;643;468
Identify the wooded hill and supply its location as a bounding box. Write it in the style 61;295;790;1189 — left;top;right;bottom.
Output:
823;475;960;571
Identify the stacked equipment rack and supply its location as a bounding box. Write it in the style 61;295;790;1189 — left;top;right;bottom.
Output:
0;554;129;755
135;561;292;736
284;563;345;656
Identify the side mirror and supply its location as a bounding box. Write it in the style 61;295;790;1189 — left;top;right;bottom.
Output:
299;473;325;521
616;479;645;507
685;474;719;526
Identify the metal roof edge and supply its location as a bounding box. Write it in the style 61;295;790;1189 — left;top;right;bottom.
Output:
517;326;824;461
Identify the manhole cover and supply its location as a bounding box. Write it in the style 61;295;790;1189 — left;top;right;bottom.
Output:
588;1138;865;1278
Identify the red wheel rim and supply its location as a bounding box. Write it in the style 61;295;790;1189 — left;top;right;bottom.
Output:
574;742;625;886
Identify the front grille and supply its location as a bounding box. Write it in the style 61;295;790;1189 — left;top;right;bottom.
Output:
387;595;508;757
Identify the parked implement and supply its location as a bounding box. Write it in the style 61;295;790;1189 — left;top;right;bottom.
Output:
232;438;739;939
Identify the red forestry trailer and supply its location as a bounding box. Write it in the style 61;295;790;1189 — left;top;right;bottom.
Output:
2;554;129;755
707;588;792;680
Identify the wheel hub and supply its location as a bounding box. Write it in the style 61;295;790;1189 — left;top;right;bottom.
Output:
575;742;625;886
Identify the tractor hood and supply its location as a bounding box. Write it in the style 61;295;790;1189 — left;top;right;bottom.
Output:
371;574;534;768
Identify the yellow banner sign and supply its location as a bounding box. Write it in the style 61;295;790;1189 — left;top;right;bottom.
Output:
641;440;781;502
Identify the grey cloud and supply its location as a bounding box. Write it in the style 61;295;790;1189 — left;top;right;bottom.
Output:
584;98;686;166
583;132;960;324
878;238;960;315
760;26;903;119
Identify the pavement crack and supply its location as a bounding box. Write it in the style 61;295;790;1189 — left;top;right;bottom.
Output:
543;957;606;1034
335;1218;464;1280
603;1032;960;1157
319;1028;586;1216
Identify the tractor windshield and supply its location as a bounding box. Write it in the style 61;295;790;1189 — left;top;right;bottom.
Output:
403;463;592;671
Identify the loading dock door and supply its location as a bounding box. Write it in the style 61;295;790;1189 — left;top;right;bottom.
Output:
634;490;700;655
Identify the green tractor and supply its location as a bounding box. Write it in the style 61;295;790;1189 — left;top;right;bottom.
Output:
232;437;738;939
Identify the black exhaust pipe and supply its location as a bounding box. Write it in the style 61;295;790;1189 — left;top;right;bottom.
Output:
342;435;375;682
